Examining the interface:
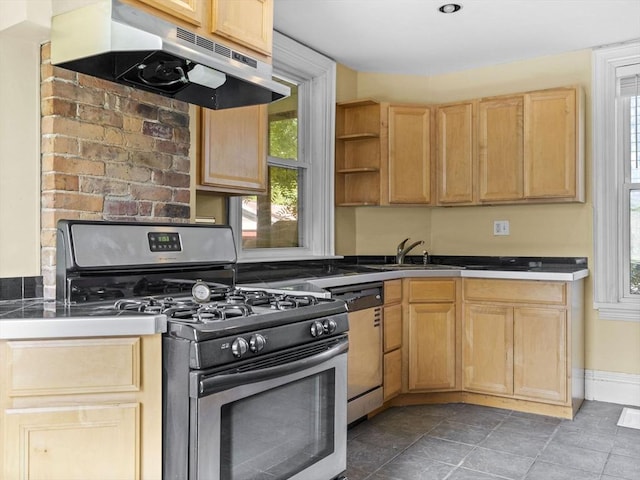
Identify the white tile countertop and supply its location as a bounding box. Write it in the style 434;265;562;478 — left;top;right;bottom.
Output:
0;299;167;340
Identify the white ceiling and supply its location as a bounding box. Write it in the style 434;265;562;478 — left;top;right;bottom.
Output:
273;0;640;76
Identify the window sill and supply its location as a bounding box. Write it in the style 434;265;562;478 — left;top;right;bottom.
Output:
595;302;640;322
237;254;342;263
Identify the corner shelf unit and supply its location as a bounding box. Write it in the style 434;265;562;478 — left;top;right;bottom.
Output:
335;100;388;206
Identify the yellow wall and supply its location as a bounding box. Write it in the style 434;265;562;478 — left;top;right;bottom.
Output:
0;33;42;277
335;49;640;376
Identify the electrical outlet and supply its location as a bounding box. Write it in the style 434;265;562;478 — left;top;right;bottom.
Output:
493;220;510;236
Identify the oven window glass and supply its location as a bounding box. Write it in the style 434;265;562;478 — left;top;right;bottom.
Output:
220;369;335;479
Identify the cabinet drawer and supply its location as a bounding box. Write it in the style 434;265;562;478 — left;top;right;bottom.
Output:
384;279;402;304
383;349;402;401
383;304;402;352
464;279;566;305
408;279;456;303
5;338;141;397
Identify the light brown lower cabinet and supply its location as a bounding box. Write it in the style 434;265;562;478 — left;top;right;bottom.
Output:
383;348;402;401
463;304;513;395
388;277;583;419
0;335;162;480
383;280;403;401
405;279;460;392
513;307;567;402
463;278;574;406
463;304;567;403
408;302;457;391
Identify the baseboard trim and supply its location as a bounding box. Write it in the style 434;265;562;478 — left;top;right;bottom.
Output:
585;370;640;406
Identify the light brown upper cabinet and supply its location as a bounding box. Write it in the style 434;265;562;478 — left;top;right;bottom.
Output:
436;102;475;204
523;88;581;199
199;105;268;194
125;0;273;59
211;0;273;55
478;96;524;202
130;0;204;26
436;86;584;206
388;105;433;204
335;100;433;206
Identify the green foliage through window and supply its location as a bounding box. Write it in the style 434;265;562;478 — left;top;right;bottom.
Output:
270;118;297;159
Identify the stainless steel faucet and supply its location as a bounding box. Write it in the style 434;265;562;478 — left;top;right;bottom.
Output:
396;238;425;264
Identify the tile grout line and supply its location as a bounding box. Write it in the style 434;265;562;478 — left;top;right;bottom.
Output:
518;419;563;480
441;408;517;480
363;416;444;479
353;403;640;480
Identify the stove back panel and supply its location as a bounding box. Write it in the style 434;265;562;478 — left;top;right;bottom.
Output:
58;220;237;270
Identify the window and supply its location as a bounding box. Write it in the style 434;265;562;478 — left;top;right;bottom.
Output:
593;41;640;320
241;79;301;249
230;32;336;261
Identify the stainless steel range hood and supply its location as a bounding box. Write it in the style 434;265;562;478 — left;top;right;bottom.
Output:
50;0;289;109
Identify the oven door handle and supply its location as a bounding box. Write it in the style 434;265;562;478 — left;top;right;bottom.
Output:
195;337;348;397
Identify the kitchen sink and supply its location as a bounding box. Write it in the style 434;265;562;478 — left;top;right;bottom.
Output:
362;264;464;271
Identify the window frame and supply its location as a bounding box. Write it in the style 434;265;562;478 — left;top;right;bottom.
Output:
592;41;640;321
229;32;336;261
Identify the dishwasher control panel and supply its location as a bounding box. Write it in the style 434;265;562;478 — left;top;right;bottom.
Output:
327;282;384;312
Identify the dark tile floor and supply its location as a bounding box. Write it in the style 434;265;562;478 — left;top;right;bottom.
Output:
346;401;640;480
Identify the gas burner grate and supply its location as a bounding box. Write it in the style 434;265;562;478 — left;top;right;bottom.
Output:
109;289;325;326
193;304;254;323
271;294;319;309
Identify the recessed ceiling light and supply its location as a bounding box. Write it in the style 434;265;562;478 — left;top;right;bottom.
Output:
439;3;462;14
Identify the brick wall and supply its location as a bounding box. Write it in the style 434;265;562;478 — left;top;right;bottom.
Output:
40;43;191;298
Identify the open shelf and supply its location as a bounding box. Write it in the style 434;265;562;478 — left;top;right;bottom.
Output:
336;167;380;174
336;133;379;141
335;100;386;206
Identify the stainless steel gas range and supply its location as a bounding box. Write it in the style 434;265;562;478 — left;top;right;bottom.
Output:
56;220;349;480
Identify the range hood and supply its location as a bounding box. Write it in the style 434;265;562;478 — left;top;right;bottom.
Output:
50;0;289;110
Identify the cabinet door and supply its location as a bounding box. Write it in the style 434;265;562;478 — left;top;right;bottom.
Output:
388;105;432;204
514;307;567;403
212;0;273;55
408;303;456;391
128;0;204;27
383;303;402;352
383;349;402;401
437;102;474;204
523;88;577;198
200;105;267;194
4;404;139;480
463;304;513;395
478;96;524;202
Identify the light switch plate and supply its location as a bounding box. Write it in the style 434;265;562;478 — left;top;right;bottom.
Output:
493;220;510;236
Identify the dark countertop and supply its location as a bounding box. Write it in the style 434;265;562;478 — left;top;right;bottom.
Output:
1;255;588;340
236;255;588;285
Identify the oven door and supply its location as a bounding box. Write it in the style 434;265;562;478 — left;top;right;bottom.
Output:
191;336;348;480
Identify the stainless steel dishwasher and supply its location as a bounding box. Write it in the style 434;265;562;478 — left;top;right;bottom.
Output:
328;282;384;424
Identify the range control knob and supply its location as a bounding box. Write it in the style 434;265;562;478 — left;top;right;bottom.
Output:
231;337;249;358
323;319;338;334
310;320;325;337
249;334;266;353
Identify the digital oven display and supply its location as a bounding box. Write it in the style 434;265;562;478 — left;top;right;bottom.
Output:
148;232;182;252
